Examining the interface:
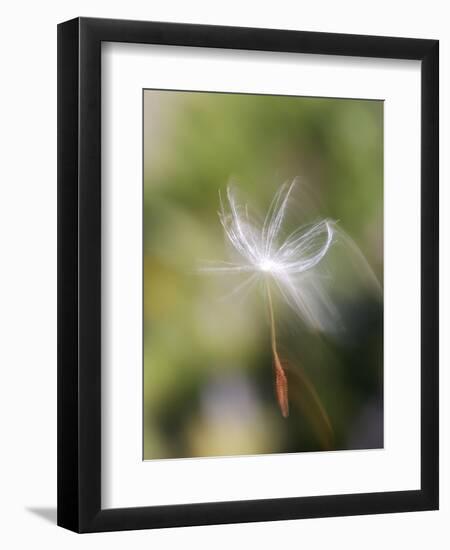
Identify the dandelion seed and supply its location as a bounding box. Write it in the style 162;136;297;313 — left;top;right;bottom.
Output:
199;179;380;418
199;180;340;417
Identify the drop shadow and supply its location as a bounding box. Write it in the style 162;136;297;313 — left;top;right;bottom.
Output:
26;506;57;525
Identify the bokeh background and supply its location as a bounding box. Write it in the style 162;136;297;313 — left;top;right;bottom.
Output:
143;90;383;460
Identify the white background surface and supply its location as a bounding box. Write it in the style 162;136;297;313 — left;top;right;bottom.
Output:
102;43;421;508
0;1;448;548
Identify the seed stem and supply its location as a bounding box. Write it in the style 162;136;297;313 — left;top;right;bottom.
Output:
266;281;289;417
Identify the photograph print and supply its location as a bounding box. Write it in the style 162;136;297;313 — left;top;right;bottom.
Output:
143;90;383;460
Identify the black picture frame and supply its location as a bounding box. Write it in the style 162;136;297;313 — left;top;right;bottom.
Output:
57;16;439;533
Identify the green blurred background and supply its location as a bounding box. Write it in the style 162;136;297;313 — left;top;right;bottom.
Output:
143;90;383;460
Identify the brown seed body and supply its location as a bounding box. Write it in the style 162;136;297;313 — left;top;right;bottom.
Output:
273;350;289;418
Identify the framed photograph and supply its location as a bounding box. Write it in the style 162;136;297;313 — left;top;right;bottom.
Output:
57;17;439;532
